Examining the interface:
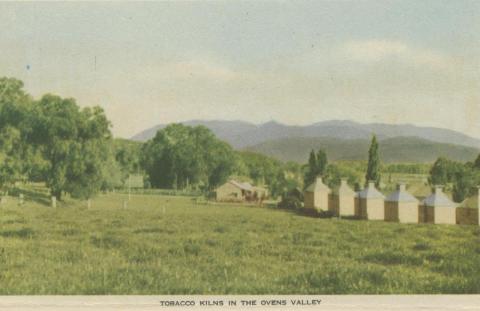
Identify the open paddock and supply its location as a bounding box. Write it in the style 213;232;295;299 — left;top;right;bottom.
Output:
0;193;479;294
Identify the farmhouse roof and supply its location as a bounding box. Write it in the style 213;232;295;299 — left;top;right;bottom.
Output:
229;180;253;191
305;177;331;193
386;183;418;203
422;186;456;208
358;181;385;199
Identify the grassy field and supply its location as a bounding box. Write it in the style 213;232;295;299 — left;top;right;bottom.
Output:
0;192;479;294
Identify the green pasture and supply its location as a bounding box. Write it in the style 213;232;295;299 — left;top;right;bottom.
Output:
0;192;479;294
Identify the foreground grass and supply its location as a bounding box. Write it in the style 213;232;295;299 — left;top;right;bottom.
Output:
0;193;479;294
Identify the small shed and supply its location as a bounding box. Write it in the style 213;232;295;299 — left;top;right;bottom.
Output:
358;181;385;220
421;186;457;224
385;183;419;223
215;180;267;203
333;178;357;217
457;187;480;225
304;177;331;212
215;180;252;202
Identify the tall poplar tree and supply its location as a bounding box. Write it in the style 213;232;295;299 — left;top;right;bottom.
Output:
303;148;328;188
316;149;328;176
303;149;317;188
365;135;380;187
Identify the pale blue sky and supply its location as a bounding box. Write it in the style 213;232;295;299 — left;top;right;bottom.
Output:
0;1;479;138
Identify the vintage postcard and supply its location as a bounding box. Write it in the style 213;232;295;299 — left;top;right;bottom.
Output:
0;1;479;310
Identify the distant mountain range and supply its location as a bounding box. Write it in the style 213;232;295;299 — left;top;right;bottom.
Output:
131;120;480;163
245;136;479;163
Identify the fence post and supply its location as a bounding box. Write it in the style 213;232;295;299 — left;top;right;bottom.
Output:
128;175;131;201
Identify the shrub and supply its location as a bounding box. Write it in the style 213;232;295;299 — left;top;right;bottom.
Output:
277;197;302;210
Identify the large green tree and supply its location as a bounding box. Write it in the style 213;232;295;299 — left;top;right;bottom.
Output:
0;126;23;188
452;164;475;202
0;78;37;189
365;135;380;186
429;157;455;186
428;156;480;202
142;124;237;191
114;138;143;183
31;95;114;199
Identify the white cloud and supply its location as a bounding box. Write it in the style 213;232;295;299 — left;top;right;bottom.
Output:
342;39;453;70
343;40;409;61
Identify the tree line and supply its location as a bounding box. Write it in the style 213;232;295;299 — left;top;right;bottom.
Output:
140;124;302;196
0;77;302;200
2;76;479;203
429;156;480;202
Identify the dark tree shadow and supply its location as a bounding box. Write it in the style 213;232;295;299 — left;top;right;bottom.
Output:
15;188;51;206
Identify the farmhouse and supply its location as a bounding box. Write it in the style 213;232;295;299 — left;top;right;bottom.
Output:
215;180;266;202
384;183;419;223
358;181;385;220
421;186;457;224
304;177;331;212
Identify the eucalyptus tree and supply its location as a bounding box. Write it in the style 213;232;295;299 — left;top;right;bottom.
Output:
31;95;116;199
142;124;237;191
0;78;35;189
